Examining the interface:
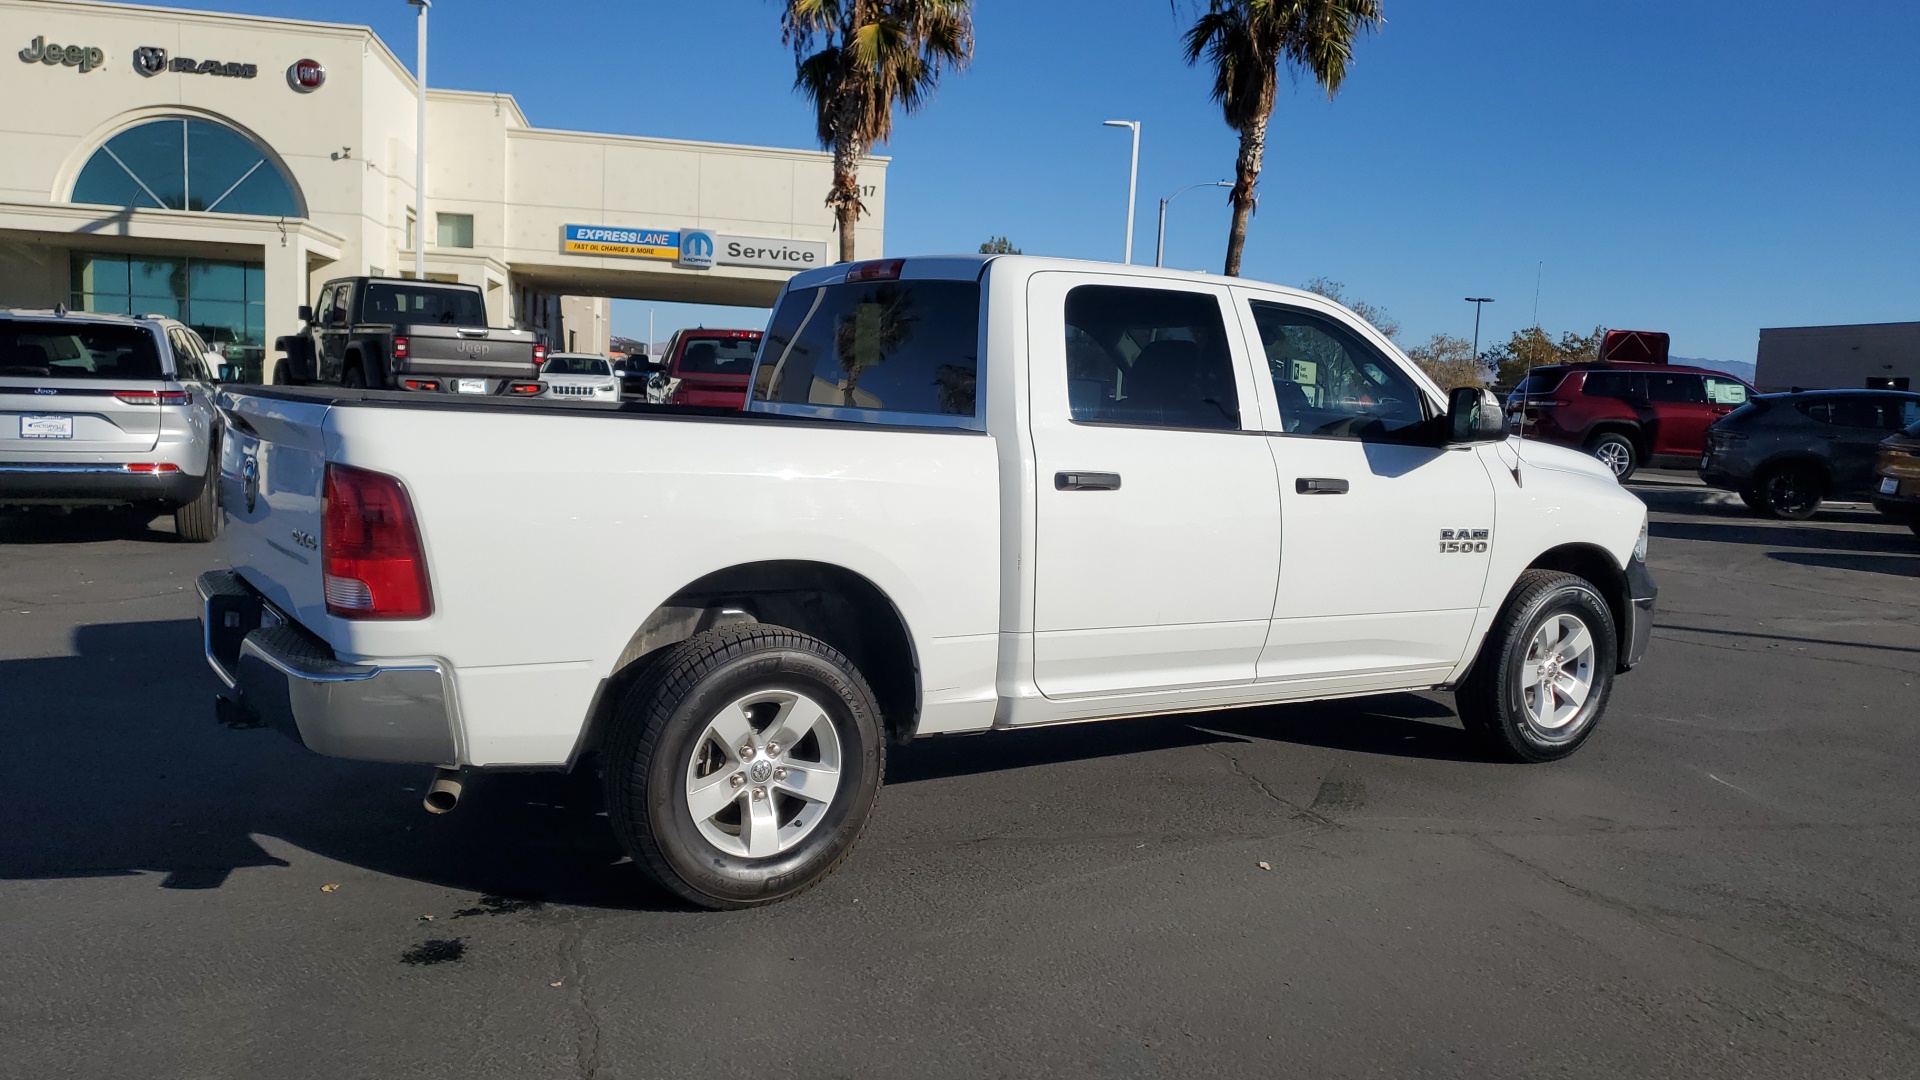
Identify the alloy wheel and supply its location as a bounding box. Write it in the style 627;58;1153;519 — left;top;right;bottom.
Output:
683;689;843;859
1518;612;1596;732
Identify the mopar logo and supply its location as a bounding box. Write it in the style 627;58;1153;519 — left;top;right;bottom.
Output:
456;341;491;357
677;229;716;270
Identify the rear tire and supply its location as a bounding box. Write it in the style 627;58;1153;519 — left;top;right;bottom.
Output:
174;461;220;543
1588;432;1638;482
1755;463;1822;520
342;365;367;389
1457;570;1618;763
602;624;885;910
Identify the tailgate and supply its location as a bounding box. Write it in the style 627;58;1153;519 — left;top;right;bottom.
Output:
0;379;162;456
393;325;538;380
219;391;330;626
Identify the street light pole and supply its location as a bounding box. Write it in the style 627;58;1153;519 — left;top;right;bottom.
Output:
1156;180;1231;267
1465;296;1495;360
1103;120;1140;264
409;0;431;280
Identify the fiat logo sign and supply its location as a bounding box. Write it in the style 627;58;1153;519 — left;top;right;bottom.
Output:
287;58;324;92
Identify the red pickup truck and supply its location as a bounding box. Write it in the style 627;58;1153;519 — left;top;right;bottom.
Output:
637;328;763;409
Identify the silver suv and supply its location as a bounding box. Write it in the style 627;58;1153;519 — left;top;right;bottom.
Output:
1;308;223;541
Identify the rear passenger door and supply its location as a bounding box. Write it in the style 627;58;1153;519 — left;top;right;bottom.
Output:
1826;396;1906;491
1025;273;1280;700
1644;371;1713;456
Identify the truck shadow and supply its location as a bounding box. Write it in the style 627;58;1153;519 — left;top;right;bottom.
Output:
0;618;1480;913
0;508;181;545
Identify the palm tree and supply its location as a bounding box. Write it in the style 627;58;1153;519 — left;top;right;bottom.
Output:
1182;0;1384;276
783;0;974;263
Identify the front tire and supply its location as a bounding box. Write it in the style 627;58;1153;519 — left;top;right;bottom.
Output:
602;624;885;910
1457;570;1618;763
1587;432;1638;482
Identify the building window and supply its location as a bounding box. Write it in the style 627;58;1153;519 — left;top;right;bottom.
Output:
70;253;267;381
71;118;300;217
436;213;474;249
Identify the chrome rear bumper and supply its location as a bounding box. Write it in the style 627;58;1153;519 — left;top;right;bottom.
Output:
198;570;459;764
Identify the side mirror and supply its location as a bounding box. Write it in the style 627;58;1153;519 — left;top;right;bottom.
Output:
297;305;314;324
1446;386;1506;444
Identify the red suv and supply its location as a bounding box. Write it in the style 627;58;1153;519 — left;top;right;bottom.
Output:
1507;363;1754;481
656;328;763;409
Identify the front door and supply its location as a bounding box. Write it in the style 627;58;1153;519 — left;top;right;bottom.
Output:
1235;292;1496;689
1025;273;1280;700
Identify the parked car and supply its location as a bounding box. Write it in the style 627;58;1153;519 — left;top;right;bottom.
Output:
1507;362;1754;481
654;328;763;408
1;308;222;540
1699;389;1920;518
537;353;620;402
199;254;1654;909
1870;416;1920;536
273;277;545;395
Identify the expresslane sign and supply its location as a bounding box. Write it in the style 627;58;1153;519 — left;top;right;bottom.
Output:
562;225;827;272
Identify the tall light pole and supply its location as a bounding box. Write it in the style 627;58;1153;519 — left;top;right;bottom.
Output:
1156;180;1230;267
1465;296;1494;360
409;0;430;280
1103;120;1140;264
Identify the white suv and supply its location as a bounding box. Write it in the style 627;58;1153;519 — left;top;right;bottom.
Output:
0;308;224;541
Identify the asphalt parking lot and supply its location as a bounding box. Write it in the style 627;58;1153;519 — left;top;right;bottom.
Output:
2;475;1917;1080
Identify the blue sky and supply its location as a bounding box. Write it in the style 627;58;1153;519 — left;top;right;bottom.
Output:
186;1;1916;361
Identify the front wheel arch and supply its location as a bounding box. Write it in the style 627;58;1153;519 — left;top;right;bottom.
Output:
1520;543;1632;673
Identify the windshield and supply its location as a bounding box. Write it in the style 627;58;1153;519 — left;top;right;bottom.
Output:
360;284;487;326
543;355;609;376
677;335;761;375
0;319;163;379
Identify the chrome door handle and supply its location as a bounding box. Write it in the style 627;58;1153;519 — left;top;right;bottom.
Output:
1056;471;1121;491
1296;477;1349;494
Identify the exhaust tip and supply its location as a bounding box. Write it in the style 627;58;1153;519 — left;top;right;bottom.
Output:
423;767;462;814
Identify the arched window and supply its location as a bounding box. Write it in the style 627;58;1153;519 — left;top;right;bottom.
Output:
72;118;300;216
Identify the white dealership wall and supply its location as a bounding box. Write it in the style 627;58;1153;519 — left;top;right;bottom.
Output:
0;0;883;375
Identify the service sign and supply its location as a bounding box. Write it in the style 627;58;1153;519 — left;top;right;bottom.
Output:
717;235;828;271
563;224;678;260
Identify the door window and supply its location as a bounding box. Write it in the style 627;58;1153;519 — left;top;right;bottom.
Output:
314;285;339;327
1059;286;1239;430
1582;370;1635;399
1645;372;1706;403
1827;397;1884;429
1246;300;1426;438
1704;375;1749;405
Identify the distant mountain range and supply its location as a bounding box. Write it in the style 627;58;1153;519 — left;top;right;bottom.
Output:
1673;356;1756;384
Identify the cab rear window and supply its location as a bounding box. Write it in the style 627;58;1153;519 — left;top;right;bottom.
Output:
678;336;760;375
0;319;163;379
754;279;981;418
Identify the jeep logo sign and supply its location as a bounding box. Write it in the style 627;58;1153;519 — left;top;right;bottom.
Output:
19;36;104;73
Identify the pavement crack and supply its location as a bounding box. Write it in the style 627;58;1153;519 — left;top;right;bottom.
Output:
1466;834;1920;1041
1197;739;1337;827
559;910;603;1079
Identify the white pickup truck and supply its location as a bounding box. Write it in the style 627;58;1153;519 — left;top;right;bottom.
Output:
200;255;1655;909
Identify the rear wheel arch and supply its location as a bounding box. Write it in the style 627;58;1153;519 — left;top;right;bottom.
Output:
1755;452;1832;489
575;561;920;768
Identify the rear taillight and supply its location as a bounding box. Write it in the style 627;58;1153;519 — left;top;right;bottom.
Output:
322;463;432;620
115;390;191;406
392;335;409;360
402;379;439;391
533;344;548;366
508;381;543;395
122;462;181;474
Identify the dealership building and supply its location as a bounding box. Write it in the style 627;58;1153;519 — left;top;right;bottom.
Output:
1754;321;1919;393
0;0;881;379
